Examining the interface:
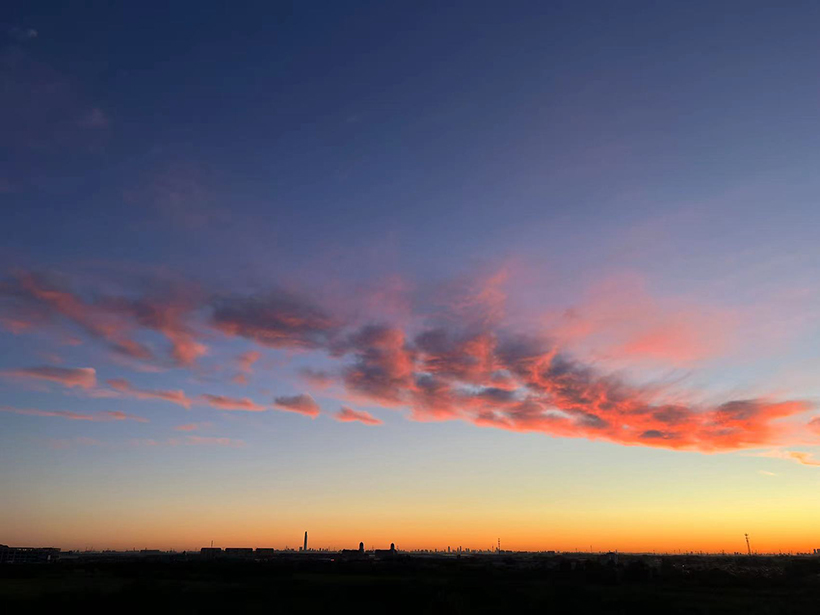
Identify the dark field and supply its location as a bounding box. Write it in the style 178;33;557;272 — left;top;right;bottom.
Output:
2;554;819;614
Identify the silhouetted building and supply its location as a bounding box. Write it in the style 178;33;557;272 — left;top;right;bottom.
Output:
304;531;308;552
256;548;275;557
374;543;398;558
340;542;367;559
0;545;60;564
225;548;254;558
200;547;222;559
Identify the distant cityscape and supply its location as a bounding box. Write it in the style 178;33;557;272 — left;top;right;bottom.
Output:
3;532;820;565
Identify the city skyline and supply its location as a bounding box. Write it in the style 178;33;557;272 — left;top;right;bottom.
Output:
3;1;820;557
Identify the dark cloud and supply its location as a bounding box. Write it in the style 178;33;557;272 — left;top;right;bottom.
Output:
212;291;339;349
273;394;320;417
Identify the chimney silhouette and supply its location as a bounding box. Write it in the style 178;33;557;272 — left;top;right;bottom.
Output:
304;531;308;552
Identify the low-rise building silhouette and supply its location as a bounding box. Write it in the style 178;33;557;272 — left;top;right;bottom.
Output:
0;545;60;564
340;541;367;559
374;543;398;558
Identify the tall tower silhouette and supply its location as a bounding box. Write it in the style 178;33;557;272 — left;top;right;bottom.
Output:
304;531;308;552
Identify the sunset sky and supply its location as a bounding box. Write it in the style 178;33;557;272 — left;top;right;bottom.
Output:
2;1;820;554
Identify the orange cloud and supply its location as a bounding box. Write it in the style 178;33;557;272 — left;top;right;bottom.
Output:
334;406;382;426
200;394;267;412
107;378;192;409
758;449;820;466
2;366;96;389
273;394;320;417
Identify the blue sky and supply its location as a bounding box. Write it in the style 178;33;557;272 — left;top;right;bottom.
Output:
2;1;820;552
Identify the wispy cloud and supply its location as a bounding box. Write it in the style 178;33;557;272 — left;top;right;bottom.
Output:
2;405;147;423
1;272;206;367
174;422;208;432
47;436;104;450
107;378;192;409
2;366;96;389
756;449;820;467
2;267;815;456
334;406;382;426
184;435;245;448
130;435;245;448
200;394;266;412
232;351;261;384
298;367;336;389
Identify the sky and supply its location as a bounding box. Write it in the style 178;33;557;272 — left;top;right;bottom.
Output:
2;1;820;554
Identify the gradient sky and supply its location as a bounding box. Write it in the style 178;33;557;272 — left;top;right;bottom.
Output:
2;1;820;554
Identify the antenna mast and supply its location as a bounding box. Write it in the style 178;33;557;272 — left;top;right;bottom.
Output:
745;533;751;556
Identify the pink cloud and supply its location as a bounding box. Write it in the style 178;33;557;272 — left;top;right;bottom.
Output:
232;351;261;384
102;296;207;366
334;406;382;426
174;422;202;432
13;272;154;360
545;273;735;366
1;405;147;422
0;316;33;334
184;435;245;448
2;366;96;389
99;410;149;423
2;272;207;367
237;351;261;372
129;434;244;448
200;394;267;412
4;267;814;457
273;393;320;417
107;378;192;409
340;326;415;406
